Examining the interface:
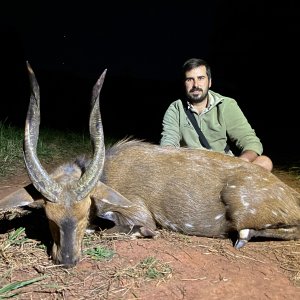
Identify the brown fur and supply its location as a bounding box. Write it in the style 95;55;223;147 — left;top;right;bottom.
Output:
96;140;300;241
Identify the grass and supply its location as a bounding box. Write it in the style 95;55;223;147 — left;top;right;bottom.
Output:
0;122;24;177
0;228;174;298
138;257;172;280
84;246;115;261
0;227;49;299
0;227;299;297
0;276;47;299
111;255;173;287
0;121;118;178
0;227;28;253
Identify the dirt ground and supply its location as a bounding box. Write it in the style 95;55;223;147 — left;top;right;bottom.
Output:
0;167;299;299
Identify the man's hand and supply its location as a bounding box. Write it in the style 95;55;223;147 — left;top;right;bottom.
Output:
239;150;258;163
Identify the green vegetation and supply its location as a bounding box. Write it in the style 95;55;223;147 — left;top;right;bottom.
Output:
115;256;172;281
0;276;47;299
85;246;115;261
0;228;48;299
0;228;28;253
0;121;118;177
0;122;24;177
138;256;172;280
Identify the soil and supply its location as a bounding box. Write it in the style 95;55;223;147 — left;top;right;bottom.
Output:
0;167;299;299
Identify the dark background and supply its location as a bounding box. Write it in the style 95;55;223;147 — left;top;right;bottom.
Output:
1;1;299;163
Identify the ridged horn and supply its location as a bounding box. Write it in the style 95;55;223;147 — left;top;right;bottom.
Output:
73;70;107;200
23;62;62;202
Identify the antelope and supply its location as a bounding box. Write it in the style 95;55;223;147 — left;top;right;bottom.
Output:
1;62;300;268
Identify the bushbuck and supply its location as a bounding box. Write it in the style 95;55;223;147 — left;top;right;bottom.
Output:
1;62;300;268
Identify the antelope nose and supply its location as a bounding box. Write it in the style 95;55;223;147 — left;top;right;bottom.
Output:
60;253;80;268
62;262;76;269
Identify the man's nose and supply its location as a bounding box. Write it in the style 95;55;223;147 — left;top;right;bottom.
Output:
193;79;200;87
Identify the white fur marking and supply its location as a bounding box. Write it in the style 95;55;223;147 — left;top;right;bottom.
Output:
241;195;249;207
239;229;250;239
215;214;224;220
185;223;194;229
102;198;129;207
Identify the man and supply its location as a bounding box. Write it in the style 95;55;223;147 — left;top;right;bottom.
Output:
160;58;273;171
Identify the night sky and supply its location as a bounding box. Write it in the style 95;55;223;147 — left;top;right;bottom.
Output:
1;1;299;161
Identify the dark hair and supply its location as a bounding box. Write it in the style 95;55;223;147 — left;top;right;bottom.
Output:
182;58;211;80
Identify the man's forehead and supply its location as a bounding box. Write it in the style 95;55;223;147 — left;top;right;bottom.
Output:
185;66;207;77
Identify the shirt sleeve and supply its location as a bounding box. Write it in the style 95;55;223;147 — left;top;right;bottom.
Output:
160;102;181;147
223;99;263;155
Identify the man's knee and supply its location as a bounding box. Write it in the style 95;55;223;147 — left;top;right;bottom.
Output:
253;155;273;172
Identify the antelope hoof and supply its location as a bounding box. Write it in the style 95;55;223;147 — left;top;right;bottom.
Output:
234;239;248;249
234;229;254;249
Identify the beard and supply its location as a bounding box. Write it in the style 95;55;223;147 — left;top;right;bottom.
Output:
186;87;209;104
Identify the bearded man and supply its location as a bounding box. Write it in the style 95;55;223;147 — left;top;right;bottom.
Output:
160;58;273;171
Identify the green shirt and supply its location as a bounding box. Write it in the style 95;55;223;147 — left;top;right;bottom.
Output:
160;90;263;155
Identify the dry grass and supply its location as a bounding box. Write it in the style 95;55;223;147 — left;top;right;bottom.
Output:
0;220;299;299
0;222;174;299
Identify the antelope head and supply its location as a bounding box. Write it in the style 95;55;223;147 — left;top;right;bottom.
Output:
21;63;106;267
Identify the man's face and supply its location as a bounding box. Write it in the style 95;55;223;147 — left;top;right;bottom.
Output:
184;66;211;103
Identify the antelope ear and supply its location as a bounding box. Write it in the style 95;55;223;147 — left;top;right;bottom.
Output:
90;181;134;208
0;184;44;210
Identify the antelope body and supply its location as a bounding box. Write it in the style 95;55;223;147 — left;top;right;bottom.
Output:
1;63;300;268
